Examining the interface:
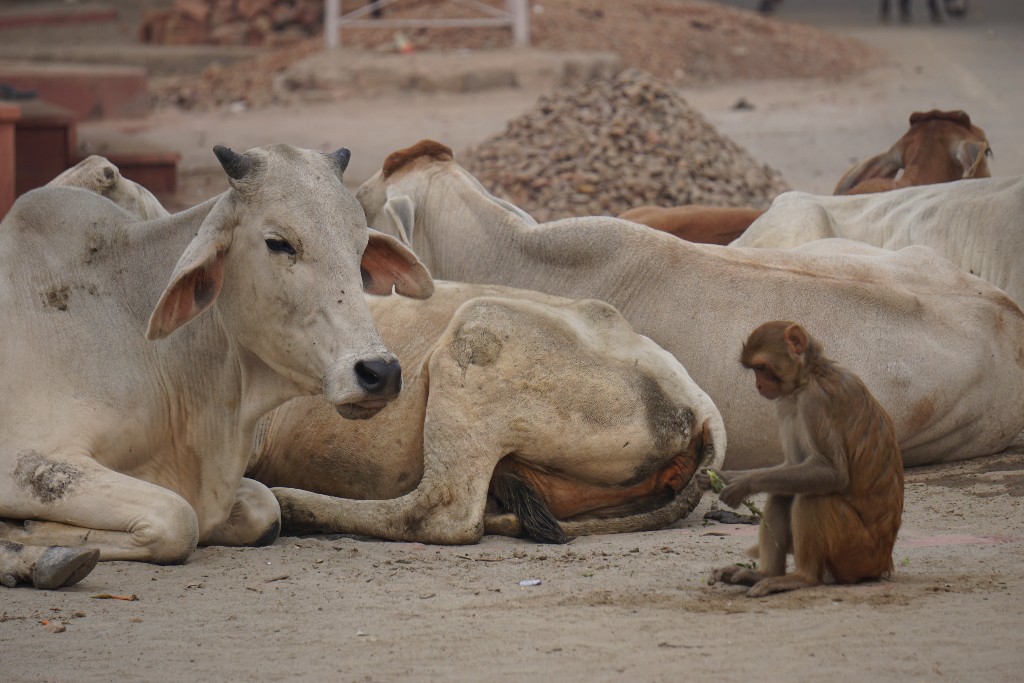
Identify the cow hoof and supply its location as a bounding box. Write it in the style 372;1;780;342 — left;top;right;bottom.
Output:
32;547;101;590
1;573;16;588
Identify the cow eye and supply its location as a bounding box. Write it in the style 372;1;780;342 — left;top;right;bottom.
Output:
265;238;296;255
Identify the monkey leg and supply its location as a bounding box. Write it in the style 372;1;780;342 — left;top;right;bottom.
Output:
747;493;889;597
747;495;828;596
812;495;896;584
709;494;793;589
755;494;792;575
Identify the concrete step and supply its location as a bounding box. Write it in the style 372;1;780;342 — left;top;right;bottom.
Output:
0;62;148;120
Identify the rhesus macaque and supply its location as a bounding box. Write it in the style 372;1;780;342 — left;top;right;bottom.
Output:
698;321;904;597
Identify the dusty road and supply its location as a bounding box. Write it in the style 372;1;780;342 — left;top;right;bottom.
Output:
76;0;1024;199
4;3;1024;682
688;0;1024;193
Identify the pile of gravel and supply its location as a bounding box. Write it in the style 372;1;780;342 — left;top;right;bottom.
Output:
461;69;790;222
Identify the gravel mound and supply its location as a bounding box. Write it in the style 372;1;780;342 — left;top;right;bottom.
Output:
461;68;790;222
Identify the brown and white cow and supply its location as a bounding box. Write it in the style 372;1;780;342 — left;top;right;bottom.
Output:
0;144;432;588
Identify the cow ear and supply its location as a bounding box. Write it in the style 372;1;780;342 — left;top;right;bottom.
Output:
833;149;903;195
382;194;416;245
146;199;234;340
956;140;990;178
361;229;434;300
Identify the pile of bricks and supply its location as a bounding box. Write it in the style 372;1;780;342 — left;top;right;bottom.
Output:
139;0;324;46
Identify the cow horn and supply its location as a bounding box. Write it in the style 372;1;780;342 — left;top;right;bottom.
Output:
330;147;352;174
213;145;252;180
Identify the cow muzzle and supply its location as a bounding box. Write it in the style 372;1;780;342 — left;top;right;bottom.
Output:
331;355;403;420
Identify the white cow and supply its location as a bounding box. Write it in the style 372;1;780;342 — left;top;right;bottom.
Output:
0;144;433;589
47;155;169;221
732;176;1024;306
49;159;724;546
255;282;725;544
357;141;1024;471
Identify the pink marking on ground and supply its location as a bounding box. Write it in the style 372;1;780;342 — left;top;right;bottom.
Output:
897;534;1024;548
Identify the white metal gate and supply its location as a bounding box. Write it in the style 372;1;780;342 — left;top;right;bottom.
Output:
323;0;530;49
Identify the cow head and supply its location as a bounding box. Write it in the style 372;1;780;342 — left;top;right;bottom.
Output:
833;109;991;195
147;144;434;419
357;139;535;254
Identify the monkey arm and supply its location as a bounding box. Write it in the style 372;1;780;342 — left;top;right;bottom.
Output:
718;458;848;508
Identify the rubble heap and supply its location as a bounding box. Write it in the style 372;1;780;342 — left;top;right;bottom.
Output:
144;1;878;112
461;69;790;222
140;0;323;46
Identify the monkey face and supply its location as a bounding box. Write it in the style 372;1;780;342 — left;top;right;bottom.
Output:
751;365;785;400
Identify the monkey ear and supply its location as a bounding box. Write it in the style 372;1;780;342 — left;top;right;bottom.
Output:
783;324;808;356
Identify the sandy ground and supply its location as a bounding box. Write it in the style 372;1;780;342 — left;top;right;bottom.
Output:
5;4;1024;682
3;444;1023;682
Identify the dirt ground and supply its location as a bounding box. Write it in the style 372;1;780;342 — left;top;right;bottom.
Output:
4;3;1024;682
3;444;1023;681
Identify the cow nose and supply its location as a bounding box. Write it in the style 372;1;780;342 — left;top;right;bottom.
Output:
355;358;402;397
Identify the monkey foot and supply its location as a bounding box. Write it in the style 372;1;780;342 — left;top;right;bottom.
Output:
746;572;820;598
708;564;762;588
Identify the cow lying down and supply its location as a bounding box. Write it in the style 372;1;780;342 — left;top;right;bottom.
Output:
42;157;725;547
732;175;1024;308
357;140;1024;471
0;146;432;588
257;281;726;544
47;154;169;221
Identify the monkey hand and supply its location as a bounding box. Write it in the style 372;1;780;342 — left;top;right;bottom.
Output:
719;478;753;508
695;470;714;491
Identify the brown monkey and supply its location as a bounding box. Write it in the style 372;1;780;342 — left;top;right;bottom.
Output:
698;321;904;597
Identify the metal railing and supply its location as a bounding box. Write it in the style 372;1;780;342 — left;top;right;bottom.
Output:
323;0;530;49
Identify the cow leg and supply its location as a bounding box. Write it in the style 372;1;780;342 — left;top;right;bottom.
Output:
0;451;199;563
274;397;507;545
202;478;281;547
274;440;497;545
0;540;100;590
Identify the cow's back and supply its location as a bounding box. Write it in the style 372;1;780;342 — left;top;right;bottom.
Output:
737;177;1024;305
0;187;172;446
477;219;1024;468
665;241;1024;467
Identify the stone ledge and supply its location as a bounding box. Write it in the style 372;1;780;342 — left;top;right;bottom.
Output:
282;47;623;96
